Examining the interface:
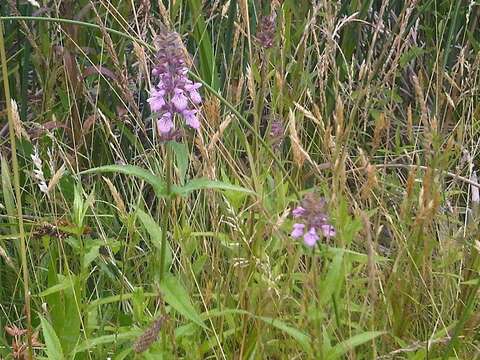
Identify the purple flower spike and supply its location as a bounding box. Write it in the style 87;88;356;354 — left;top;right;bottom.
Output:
303;228;319;247
148;31;202;136
290;193;336;247
291;223;305;239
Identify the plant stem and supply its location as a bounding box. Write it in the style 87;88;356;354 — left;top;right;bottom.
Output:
159;143;172;283
0;22;33;360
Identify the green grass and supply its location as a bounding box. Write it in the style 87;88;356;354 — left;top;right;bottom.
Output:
1;0;480;359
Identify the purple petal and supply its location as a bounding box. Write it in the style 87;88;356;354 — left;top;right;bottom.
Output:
303;227;319;247
185;82;202;91
183;109;200;130
189;90;202;104
157;113;173;134
185;82;202;105
320;224;336;237
291;223;305;239
147;88;166;112
172;90;188;111
292;206;305;218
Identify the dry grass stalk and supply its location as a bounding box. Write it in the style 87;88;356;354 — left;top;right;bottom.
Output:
288;110;307;167
103;177;127;218
372;112;389;150
411;72;429;128
10;100;29;140
46;165;65;194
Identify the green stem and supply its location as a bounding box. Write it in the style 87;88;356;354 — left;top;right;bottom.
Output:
159;144;172;283
0;15;299;198
0;22;33;360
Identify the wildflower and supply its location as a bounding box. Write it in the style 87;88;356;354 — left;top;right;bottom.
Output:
148;31;202;136
256;13;277;49
291;223;305;238
290;193;335;247
303;228;319;247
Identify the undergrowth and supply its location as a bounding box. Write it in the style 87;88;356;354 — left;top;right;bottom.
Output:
0;0;479;359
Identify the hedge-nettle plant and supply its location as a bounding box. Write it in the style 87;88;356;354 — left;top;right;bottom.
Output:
148;32;202;136
291;193;336;247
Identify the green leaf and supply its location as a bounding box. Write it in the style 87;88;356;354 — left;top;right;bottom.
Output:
399;46;426;68
169;142;188;185
326;331;385;360
256;316;312;353
80;165;167;198
114;347;133;360
197;308;312;353
87;292;157;310
38;276;74;297
136;209;172;273
83;245;100;270
160;274;208;330
40;317;65;360
187;0;219;89
319;253;344;306
1;155;16;234
173;178;254;197
74;330;142;353
136;209;162;249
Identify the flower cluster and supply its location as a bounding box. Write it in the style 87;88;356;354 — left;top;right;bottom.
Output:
147;31;202;136
256;13;277;49
291;193;336;247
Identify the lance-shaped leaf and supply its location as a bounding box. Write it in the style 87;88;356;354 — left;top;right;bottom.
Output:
81;165;167;197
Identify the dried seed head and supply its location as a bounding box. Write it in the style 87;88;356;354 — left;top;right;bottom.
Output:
133;317;165;353
5;325;27;337
288;110;307;167
11;99;29;140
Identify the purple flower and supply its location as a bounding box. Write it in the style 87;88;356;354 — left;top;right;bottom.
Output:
157;112;173;134
303;228;319;247
172;90;188;111
147;88;166;112
290;193;336;246
320;224;336;238
148;32;202;135
291;223;305;239
185;82;202;104
183;109;200;130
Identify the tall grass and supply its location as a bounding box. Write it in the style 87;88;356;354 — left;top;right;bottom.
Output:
0;0;479;359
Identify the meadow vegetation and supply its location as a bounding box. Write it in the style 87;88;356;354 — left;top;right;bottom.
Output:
0;0;480;358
